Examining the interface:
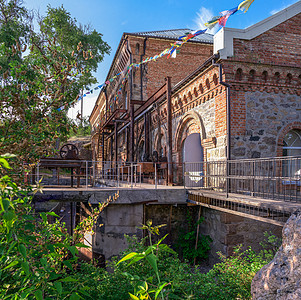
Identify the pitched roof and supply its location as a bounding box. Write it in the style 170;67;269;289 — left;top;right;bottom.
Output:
128;28;213;44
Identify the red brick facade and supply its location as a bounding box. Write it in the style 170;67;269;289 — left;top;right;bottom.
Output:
90;9;301;167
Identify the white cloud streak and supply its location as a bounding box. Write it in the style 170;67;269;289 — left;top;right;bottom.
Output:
270;1;297;15
193;7;219;35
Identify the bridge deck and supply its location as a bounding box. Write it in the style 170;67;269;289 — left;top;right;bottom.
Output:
36;185;301;227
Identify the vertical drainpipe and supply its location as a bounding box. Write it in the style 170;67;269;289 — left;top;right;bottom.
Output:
127;38;134;162
140;37;147;101
212;60;231;196
142;38;150;160
104;87;108;121
166;77;173;185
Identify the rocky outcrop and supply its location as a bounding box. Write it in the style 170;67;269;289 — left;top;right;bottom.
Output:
251;209;301;299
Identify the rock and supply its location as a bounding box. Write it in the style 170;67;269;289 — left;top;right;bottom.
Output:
251;209;301;299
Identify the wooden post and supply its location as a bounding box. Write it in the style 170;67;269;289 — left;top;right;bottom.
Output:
114;121;118;162
102;130;105;162
115;121;118;178
130;104;135;162
144;112;150;160
166;77;173;185
194;205;202;266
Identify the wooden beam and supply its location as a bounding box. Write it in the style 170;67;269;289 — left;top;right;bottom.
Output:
131;100;145;106
134;84;166;118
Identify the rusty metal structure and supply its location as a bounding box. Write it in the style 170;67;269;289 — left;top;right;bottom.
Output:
39;144;82;187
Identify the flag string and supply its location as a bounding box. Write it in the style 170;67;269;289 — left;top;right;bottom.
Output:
58;0;254;111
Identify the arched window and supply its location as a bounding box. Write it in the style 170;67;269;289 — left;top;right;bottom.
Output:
135;43;140;55
249;69;256;82
286;73;292;84
205;78;210;90
283;129;301;157
274;72;280;83
235;68;243;81
283;129;301;177
199;83;203;94
262;71;268;82
213;73;218;85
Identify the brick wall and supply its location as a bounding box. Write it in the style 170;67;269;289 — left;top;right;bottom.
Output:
229;13;301;67
224;13;301;159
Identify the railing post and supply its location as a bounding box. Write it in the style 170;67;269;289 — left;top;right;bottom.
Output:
37;162;40;183
117;165;120;188
183;162;185;189
92;161;95;187
140;165;142;187
86;161;88;189
128;166;130;186
155;163;157;190
226;160;229;198
131;163;133;189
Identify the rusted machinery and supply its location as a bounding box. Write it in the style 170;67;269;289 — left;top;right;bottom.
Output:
39;144;82;187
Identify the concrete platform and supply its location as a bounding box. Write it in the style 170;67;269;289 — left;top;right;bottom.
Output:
35;185;187;205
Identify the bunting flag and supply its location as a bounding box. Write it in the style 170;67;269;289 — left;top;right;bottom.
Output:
205;6;239;29
238;0;255;13
58;0;255;111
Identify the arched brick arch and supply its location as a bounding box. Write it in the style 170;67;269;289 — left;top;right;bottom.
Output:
175;110;206;153
276;122;301;156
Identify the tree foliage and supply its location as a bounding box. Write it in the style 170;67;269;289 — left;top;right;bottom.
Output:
0;155;115;299
0;1;110;163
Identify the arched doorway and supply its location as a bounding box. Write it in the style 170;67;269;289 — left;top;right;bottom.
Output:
183;133;204;188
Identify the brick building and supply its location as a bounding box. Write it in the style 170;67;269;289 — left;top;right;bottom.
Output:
90;2;301;183
89;29;213;162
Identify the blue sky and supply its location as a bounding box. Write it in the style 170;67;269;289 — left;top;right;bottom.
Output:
24;0;299;117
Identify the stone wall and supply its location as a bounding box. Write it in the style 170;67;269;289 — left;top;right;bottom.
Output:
92;200;282;266
199;207;282;265
252;209;301;299
231;91;301;159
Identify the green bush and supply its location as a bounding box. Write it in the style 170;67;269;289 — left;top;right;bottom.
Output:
0;155;110;299
175;211;212;264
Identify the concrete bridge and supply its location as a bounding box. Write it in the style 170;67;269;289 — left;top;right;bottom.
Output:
33;156;301;264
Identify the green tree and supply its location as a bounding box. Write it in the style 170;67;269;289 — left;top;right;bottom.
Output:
39;5;110;89
0;0;32;70
69;116;91;137
0;2;110;164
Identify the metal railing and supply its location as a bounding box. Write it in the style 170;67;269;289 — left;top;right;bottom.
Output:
184;156;301;202
25;160;182;189
25;156;301;202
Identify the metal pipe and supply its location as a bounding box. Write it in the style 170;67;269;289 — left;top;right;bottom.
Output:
166;77;173;185
126;39;133;103
140;38;147;101
155;163;157;190
212;60;231;197
86;161;88;189
212;61;231;161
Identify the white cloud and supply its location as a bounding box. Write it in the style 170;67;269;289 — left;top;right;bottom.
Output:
270;1;297;15
194;7;219;35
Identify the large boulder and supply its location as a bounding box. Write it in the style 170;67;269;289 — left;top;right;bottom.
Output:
251;209;301;299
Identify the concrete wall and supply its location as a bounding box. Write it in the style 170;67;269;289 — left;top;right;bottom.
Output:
93;204;144;259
